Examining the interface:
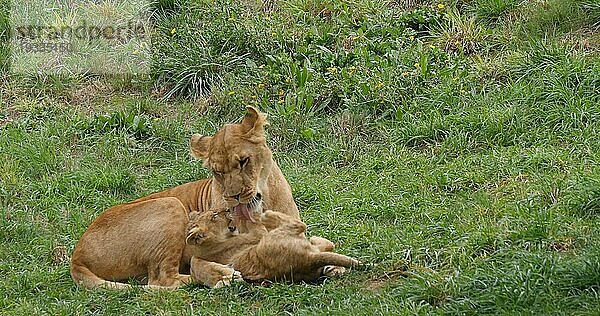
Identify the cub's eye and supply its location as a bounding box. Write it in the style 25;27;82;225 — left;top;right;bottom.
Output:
239;157;249;168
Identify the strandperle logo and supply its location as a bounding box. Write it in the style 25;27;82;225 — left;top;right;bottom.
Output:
14;20;147;42
10;0;151;74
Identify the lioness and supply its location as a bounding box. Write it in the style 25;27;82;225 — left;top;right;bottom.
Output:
71;106;301;288
70;198;242;289
133;106;299;222
186;209;360;283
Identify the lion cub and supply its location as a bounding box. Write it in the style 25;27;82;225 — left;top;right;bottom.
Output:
71;198;241;290
186;209;360;283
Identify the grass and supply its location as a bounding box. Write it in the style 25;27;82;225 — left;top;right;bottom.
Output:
1;0;600;314
0;0;8;73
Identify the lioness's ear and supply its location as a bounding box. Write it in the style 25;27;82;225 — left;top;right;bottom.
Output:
190;134;211;159
241;106;268;140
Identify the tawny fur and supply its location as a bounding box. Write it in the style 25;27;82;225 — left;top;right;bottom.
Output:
71;107;303;289
70;198;194;289
71;205;245;289
187;210;360;283
132;106;300;221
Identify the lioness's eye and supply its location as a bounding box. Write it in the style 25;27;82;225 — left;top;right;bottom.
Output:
239;157;249;168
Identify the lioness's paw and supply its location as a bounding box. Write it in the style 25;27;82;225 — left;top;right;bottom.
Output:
322;265;346;277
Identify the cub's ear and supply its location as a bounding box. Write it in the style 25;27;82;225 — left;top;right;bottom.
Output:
190;134;211;159
186;228;205;245
241;106;268;141
188;211;200;221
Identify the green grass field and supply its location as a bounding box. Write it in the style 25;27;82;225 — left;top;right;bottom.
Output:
1;0;600;314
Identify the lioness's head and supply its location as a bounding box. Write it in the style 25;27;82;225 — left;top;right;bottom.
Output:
189;106;272;221
186;210;238;245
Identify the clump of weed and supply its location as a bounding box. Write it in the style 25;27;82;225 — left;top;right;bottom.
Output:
151;0;256;99
79;111;153;139
432;7;493;55
516;0;596;37
470;0;520;24
581;0;600;30
399;6;445;35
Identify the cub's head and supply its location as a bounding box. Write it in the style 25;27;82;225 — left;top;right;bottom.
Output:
186;210;238;245
189;106;271;221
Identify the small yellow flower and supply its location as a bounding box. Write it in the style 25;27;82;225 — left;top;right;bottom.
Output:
352;36;359;41
409;35;415;41
401;72;409;77
285;77;291;83
258;64;265;69
460;89;466;93
375;82;384;89
437;3;445;10
454;40;461;46
272;32;277;36
251;95;257;99
170;28;176;34
429;44;436;49
327;67;338;73
349;66;356;70
257;83;265;89
278;99;284;104
278;90;285;96
132;49;140;55
228;17;236;22
414;63;420;68
228;91;235;96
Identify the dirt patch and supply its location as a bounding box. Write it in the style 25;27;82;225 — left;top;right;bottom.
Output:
548;237;575;252
51;245;70;266
0;109;22;128
559;28;600;54
365;262;411;290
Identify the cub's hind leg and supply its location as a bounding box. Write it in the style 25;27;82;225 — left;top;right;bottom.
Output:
316;252;360;278
190;257;243;288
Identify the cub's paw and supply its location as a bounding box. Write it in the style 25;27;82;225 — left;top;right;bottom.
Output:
260;210;284;230
213;269;243;288
190;257;244;289
322;265;347;277
309;236;335;252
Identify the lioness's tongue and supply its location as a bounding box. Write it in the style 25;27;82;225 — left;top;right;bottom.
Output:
234;204;256;223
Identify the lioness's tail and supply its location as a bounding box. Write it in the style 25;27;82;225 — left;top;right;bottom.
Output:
70;263;167;290
313;252;360;268
71;263;129;289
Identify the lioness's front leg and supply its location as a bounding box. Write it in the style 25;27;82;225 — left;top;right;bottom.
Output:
190;257;243;288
